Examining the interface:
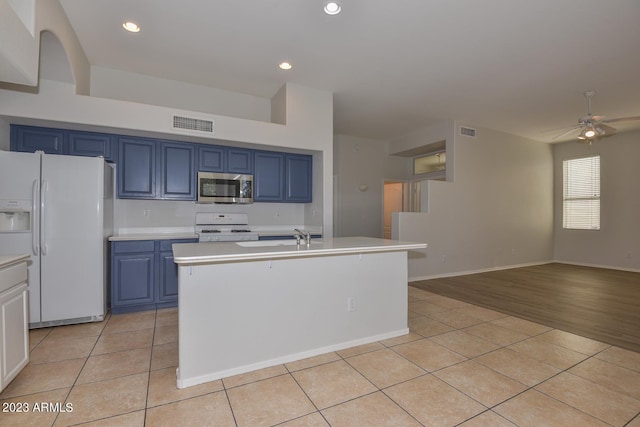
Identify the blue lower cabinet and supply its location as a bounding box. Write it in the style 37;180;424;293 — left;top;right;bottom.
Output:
112;253;155;307
111;238;197;314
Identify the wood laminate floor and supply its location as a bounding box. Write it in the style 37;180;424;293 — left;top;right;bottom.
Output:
411;263;640;353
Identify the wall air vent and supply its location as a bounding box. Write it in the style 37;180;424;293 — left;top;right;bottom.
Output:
172;115;215;134
460;126;477;138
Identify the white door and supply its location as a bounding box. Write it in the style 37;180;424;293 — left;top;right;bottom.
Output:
0;151;42;323
40;154;105;322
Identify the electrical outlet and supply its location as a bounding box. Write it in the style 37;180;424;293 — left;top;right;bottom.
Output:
347;296;356;312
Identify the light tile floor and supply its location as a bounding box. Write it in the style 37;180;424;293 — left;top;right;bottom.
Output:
2;286;640;426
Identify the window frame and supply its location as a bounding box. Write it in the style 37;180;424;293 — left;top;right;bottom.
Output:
562;155;601;230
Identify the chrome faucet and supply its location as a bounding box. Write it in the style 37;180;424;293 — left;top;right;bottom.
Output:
294;228;311;246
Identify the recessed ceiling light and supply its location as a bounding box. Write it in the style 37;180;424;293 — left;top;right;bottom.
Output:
279;62;293;70
323;1;341;15
122;21;141;33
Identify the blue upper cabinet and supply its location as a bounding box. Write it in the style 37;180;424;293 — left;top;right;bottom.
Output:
68;131;116;161
11;125;116;160
119;137;197;200
254;151;285;201
159;142;196;200
198;145;225;172
11;125;65;154
227;148;253;174
198;145;253;174
118;137;157;199
254;151;312;203
285;154;312;202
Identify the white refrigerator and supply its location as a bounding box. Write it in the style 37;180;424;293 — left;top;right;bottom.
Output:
0;150;113;327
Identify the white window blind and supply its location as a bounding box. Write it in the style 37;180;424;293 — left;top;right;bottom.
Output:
563;155;600;230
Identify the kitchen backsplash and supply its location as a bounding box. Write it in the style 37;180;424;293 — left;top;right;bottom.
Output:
113;198;306;231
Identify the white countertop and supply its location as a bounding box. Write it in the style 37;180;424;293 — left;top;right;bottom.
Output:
109;233;198;241
173;236;426;265
0;254;30;269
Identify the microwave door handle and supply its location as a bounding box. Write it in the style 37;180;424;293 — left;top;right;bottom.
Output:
32;179;40;255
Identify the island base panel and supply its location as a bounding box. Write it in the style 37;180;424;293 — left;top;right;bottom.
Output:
177;251;409;388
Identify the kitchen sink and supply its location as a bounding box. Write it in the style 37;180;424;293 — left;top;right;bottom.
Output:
235;239;322;248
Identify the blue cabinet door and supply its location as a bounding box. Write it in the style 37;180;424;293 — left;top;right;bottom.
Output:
227;148;253;174
10;125;65;154
198;145;225;172
159;142;196;200
285;154;312;202
158;238;196;303
254;151;284;201
68;131;116;161
118;137;157;198
158;252;178;302
112;253;155;307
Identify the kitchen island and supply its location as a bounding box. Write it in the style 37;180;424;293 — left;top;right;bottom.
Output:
172;236;426;388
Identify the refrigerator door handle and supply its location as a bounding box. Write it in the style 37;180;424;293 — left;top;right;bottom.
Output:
32;179;40;255
41;179;48;256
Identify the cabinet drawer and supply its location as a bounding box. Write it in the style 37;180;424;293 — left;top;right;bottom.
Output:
159;239;197;252
0;263;27;294
112;240;155;254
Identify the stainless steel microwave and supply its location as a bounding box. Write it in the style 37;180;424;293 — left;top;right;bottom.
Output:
197;172;253;204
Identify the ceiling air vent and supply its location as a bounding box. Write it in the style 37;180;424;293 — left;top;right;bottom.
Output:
172;115;215;134
460;126;476;138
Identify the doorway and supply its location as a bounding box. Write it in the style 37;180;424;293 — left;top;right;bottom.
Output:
382;181;408;239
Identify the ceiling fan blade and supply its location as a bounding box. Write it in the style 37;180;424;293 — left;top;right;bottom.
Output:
595;123;616;135
601;115;640;124
551;126;581;140
541;124;579;134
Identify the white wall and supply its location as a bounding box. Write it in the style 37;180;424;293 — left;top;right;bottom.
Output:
0;0;89;91
334;135;410;238
0;117;9;150
393;123;554;280
90;67;271;123
553;130;640;271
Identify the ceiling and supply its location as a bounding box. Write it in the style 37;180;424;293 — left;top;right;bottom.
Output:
57;0;640;143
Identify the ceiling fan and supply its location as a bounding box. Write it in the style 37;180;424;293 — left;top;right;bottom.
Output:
549;90;640;143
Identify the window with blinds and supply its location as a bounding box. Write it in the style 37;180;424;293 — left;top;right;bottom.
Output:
563;155;600;230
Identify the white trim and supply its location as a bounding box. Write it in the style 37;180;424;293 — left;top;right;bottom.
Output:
408;259;640;281
408;261;552;281
550;260;640;274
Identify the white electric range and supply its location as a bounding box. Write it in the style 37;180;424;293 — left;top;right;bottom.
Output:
195;212;259;242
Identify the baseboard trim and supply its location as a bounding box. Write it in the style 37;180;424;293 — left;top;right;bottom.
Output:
408;261;553;282
409;259;640;282
550;260;640;274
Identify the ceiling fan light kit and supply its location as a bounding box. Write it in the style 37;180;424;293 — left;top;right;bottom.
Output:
548;90;640;144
